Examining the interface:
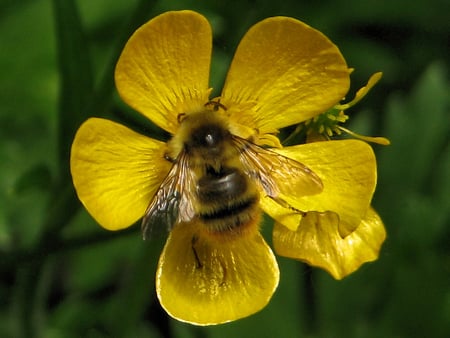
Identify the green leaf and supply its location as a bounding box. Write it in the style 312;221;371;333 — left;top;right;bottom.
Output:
380;61;449;193
86;0;160;119
406;62;449;190
13;164;52;194
52;0;93;178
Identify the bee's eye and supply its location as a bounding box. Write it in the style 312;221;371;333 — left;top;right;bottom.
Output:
204;133;215;147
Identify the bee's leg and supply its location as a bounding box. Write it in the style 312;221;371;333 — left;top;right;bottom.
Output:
269;196;307;216
191;235;203;269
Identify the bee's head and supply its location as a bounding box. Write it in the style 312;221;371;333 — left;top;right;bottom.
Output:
167;110;233;162
186;121;230;156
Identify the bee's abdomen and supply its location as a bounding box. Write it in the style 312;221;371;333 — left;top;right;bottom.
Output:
197;168;247;203
199;195;258;221
196;167;259;233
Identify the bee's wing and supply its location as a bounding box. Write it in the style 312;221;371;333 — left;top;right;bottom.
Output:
234;137;323;199
141;151;196;239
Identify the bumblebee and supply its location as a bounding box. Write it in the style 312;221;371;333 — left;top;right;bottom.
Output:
142;103;323;241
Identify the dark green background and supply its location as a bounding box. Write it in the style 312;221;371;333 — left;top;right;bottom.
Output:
1;0;448;337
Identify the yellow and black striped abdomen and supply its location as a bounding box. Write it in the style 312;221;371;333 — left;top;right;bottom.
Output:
195;166;260;235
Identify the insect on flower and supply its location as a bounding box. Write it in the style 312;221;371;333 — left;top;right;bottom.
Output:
141;104;323;242
71;10;386;325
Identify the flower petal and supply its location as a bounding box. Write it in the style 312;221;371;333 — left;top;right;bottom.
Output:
272;207;386;279
115;10;212;134
156;220;280;325
260;140;376;235
221;17;350;134
336;72;383;110
70;118;171;230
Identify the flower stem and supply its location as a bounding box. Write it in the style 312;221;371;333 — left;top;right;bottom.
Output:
302;264;318;334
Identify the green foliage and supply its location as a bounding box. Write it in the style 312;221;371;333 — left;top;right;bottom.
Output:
0;0;448;337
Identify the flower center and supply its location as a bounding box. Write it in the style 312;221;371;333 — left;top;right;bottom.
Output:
304;108;349;137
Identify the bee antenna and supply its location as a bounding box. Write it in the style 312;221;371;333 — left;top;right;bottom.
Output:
205;100;227;111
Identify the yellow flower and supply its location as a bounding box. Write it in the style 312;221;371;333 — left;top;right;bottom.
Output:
70;10;385;325
275;72;388;279
265;140;386;279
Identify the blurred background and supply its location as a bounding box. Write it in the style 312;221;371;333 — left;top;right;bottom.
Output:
0;0;448;337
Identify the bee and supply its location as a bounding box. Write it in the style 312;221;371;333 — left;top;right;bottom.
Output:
142;102;323;243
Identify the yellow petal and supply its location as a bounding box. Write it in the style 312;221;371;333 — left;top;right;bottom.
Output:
273;207;386;280
335;72;383;110
221;17;350;134
115;11;212;134
70;118;171;230
260;140;376;236
156;220;279;325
